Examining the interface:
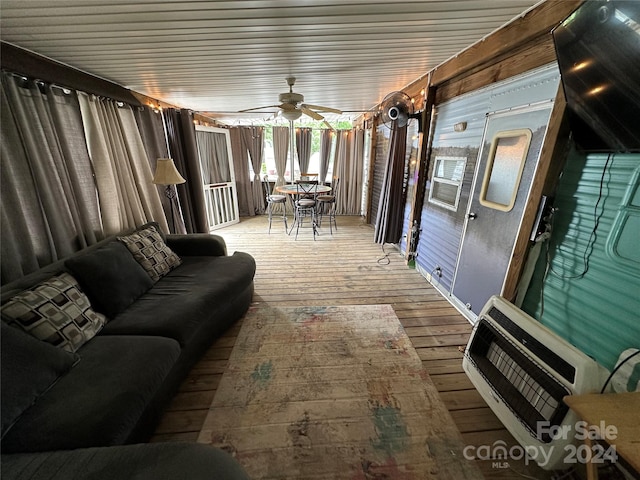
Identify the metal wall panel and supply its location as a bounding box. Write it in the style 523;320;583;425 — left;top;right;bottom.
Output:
415;91;490;290
415;64;559;294
522;151;640;370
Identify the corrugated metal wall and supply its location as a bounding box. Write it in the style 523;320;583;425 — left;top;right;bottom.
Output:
415;92;488;289
415;64;560;293
522;150;640;370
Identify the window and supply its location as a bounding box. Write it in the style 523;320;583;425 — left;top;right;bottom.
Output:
479;129;531;212
607;166;640;272
428;156;466;211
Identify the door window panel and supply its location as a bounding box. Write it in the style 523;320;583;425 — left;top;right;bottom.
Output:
480;129;531;211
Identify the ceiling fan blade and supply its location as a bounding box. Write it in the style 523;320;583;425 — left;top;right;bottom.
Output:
302;104;342;114
279;103;297;111
238;105;281;113
322;120;335;131
300;106;324;121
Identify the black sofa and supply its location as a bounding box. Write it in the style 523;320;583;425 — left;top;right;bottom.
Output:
1;223;255;479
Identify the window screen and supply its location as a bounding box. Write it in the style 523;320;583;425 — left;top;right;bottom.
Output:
429;156;466;211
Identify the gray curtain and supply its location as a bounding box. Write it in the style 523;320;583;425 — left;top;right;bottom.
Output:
1;73;102;284
374;124;408;244
295;127;312;174
334;131;351;214
318;129;332;184
229;127;254;216
196;130;229;184
77;93;168;235
165;108;208;233
272;126;289;186
241;126;264;215
133;106;173;226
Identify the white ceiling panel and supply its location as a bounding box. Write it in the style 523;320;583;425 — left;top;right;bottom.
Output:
1;0;541;124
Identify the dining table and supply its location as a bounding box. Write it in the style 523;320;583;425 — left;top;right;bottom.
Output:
274;184;332;195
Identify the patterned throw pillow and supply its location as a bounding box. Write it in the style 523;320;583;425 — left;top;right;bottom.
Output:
1;273;106;353
118;226;182;282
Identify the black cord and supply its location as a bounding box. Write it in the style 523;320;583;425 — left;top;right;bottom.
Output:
600;349;640;393
376;243;392;265
549;153;612;280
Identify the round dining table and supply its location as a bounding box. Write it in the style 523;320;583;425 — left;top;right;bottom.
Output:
274;184;332;195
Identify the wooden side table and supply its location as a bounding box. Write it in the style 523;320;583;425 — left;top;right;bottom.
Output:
563;392;640;480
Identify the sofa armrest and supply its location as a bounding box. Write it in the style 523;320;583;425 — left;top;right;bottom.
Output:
1;443;250;480
165;234;227;257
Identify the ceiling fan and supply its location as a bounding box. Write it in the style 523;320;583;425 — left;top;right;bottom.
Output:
239;77;342;129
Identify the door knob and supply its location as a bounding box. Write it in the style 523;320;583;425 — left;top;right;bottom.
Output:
468;213;477;220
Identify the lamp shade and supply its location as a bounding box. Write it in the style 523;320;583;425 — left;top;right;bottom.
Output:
153;158;186;185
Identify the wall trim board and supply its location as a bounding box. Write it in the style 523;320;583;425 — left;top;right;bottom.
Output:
1;41;142;106
435;38;558;105
503;86;570;303
428;0;582;87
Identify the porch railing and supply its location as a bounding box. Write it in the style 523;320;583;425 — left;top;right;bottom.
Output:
203;182;239;231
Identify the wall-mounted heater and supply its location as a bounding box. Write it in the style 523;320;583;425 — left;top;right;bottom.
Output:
463;296;608;470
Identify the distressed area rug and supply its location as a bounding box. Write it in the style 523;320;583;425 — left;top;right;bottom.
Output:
197;305;482;479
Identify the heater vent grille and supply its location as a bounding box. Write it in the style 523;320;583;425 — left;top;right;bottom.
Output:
466;320;570;442
487;306;576;383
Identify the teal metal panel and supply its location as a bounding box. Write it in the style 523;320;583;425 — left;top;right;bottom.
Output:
522;150;640;371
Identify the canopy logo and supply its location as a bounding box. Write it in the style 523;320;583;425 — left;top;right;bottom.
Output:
463;421;619;469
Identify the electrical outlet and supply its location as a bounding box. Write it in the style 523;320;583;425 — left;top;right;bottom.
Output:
435;266;442;277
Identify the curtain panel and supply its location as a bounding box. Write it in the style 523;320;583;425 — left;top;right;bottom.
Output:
241;126;264;215
1;74;103;284
333;129;365;215
229;127;255;216
295;127;312;174
133;106;174;227
272;126;289;186
164;108;208;233
77;93;168;235
318;129;333;184
374;124;408;245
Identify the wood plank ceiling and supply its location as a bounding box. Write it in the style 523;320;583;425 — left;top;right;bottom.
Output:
1;0;541;125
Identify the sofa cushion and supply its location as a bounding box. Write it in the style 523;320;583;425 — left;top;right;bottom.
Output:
1;442;250;480
1;335;181;453
65;241;154;318
0;322;78;438
118;226;181;282
0;273;106;353
100;252;256;347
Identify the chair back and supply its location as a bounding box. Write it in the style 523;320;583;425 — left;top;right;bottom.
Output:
296;180;318;196
295;180;318;205
331;176;340;199
262;175;272;202
300;172;319;182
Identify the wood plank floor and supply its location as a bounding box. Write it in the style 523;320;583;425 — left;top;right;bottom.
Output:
151;215;556;479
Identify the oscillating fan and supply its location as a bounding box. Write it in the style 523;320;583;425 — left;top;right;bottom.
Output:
379;91;415;128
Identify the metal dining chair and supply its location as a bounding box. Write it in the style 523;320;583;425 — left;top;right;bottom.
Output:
316;176;339;234
290;180;318;240
262;175;287;233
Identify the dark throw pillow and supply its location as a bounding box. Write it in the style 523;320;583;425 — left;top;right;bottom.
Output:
118;225;182;282
1;322;78;437
1;272;106;353
65;241;154;318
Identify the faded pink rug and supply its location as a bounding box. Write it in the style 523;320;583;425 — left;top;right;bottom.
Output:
198;305;481;479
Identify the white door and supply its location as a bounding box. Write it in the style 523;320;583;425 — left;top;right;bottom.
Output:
195;126;239;230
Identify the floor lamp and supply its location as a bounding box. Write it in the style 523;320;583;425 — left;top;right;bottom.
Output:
153;157;186;233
